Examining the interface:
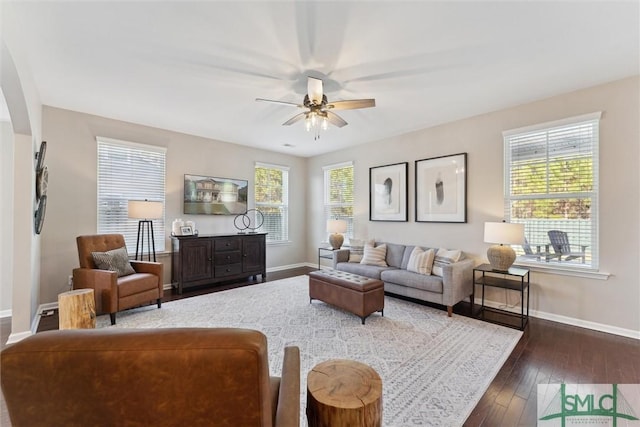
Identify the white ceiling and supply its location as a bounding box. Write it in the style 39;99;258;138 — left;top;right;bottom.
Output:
2;1;638;157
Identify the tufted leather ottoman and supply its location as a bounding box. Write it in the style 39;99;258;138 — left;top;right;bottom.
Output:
309;270;384;324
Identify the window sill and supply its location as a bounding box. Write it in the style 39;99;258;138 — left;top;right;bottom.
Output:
516;260;611;280
267;240;292;247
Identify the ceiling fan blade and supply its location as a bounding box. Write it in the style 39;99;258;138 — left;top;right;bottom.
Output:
327;99;376;110
307;77;324;104
282;112;307;126
326;111;348;128
256;98;303;108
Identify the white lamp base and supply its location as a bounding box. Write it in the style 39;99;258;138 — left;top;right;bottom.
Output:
487;245;516;271
328;233;344;250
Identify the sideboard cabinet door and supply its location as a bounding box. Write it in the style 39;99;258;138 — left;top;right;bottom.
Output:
243;234;266;275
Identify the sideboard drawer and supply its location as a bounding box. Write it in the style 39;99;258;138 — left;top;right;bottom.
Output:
215;263;242;278
214;237;241;252
214;251;242;266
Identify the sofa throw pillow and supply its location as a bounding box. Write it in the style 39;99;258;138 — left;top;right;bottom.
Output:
360;243;388;267
92;246;136;277
406;247;435;275
432;248;462;277
347;239;365;263
348;246;365;263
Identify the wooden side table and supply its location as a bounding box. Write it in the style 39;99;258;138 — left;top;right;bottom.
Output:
307;359;382;427
58;289;96;329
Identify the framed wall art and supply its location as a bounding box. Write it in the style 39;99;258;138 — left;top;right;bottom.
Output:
415;153;467;223
369;162;408;222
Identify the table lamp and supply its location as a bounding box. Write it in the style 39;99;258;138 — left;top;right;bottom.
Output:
327;219;347;250
484;221;525;271
128;200;163;261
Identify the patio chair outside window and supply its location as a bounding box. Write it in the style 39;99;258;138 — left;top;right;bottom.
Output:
547;230;587;263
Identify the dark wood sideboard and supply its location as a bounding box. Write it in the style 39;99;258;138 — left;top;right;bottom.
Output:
171;233;266;294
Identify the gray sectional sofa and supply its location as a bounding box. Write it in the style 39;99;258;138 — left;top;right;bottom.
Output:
332;242;474;316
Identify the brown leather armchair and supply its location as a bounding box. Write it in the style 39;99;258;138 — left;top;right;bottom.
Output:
72;234;163;325
1;328;301;427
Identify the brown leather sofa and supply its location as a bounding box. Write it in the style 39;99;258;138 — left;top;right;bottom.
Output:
1;328;301;427
72;234;163;325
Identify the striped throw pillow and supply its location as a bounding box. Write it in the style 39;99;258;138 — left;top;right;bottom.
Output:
348;246;365;263
360;243;388;267
432;248;462;277
407;247;435;275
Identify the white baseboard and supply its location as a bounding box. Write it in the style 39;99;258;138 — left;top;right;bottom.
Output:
7;330;32;345
476;298;640;340
267;262;313;272
0;308;11;319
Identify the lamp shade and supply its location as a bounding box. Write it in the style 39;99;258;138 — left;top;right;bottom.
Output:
484;222;525;245
128;200;163;219
327;219;347;234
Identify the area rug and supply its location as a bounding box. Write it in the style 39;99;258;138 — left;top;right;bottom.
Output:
97;275;522;426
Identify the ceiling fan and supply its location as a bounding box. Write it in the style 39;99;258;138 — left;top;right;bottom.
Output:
256;77;375;138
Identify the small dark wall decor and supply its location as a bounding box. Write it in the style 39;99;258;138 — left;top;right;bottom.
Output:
34;141;48;234
369;162;408;222
415;153;467;223
184;174;248;215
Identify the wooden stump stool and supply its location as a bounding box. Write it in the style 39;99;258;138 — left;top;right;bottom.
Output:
58;289;96;329
307;359;382;427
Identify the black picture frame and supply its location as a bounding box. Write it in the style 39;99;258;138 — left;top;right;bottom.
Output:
183;174;248;215
415;153;467;223
369;162;408;222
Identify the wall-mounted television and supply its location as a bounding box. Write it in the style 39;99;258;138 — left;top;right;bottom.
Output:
184;174;248;215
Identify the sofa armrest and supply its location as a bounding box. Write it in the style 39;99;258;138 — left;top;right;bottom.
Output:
72;268;118;314
332;249;350;268
275;346;300;427
441;258;474;307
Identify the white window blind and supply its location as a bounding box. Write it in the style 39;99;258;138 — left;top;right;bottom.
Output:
504;112;600;269
255;162;289;242
97;137;166;254
323;161;354;240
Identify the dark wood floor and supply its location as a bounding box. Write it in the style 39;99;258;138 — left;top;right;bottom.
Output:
2;266;639;426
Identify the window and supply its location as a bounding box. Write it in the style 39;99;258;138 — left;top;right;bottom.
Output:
97;137;166;253
504;112;600;269
323;161;354;240
255;162;289;243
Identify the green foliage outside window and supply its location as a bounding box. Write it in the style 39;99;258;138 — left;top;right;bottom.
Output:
511;157;592;220
255;167;283;204
327;166;354;219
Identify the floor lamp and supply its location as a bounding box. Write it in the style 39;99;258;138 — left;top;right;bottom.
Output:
128;200;163;262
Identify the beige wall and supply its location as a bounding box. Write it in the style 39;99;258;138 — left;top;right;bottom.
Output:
40;106;308;304
307;76;640;335
1;120;14;313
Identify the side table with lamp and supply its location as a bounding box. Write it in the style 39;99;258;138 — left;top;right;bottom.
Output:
476;221;530;330
320;220;347;270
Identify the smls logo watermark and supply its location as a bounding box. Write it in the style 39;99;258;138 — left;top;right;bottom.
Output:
538;384;640;426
